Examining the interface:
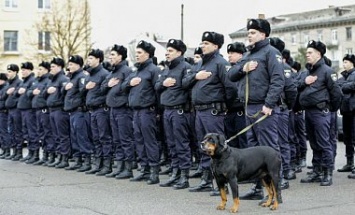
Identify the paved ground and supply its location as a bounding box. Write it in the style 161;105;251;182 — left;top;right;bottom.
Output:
1;142;355;215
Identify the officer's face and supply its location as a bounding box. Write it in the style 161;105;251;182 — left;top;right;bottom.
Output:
37;66;48;77
50;64;62;75
165;47;181;62
109;51;122;65
67;62;81;73
306;48;321;65
87;56;100;68
201;41;218;55
247;29;265;45
228;52;243;64
135;48;149;63
7;70;16;79
343;60;354;71
193;54;202;64
21;68;31;78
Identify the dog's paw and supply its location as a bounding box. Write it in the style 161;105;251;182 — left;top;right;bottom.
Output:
261;202;271;208
269;203;278;210
216;204;226;210
229;206;239;213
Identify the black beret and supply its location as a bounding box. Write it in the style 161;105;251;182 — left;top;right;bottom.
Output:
291;61;301;72
39;61;50;70
7;64;19;72
201;31;224;49
194;47;202;55
227;42;246;54
88;49;104;62
51;57;65;68
167;39;187;54
323;56;332;67
111;44;127;60
0;73;8;81
68;55;84;67
247;19;271;37
136;40;155;58
307;40;326;56
269;37;285;52
21;62;34;70
343;54;355;66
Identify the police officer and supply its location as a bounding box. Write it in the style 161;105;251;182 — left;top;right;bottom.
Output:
63;55;94;171
337;54;355;174
45;57;71;168
299;40;342;186
102;44;135;179
228;19;285;200
4;64;23;161
0;73;11;159
84;49;113;176
183;31;236;192
155;39;192;189
122;40;161;185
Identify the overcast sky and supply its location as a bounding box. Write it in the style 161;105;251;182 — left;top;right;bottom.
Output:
90;0;355;50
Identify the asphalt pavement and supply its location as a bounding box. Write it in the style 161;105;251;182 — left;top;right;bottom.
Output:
1;142;355;215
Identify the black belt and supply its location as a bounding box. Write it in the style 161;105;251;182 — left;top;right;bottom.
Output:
87;104;107;111
0;109;8;113
68;106;88;113
48;106;63;112
164;105;184;110
194;104;214;111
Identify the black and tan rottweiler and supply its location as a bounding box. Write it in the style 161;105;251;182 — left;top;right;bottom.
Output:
201;133;282;213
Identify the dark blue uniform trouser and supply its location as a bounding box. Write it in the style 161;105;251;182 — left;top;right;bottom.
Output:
21;109;39;151
36;109;54;153
0;112;10;149
305;108;333;169
70;110;93;158
330;111;337;163
294;111;307;159
342;112;355;158
90;107;112;159
224;110;248;149
49;109;70;156
110;107;134;162
133;108;159;167
288;111;298;162
195;108;225;169
163;109;191;170
277;109;291;173
8;109;23;150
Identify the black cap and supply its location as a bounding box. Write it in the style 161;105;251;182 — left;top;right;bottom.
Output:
343;54;355;66
307;40;326;56
68;55;84;67
227;42;246;54
167;39;187;54
88;49;104;63
194;47;202;55
247;19;271;37
201;31;224;49
111;44;127;60
21;62;34;70
291;61;301;72
7;64;19;72
282;49;291;61
39;61;50;70
136;40;155;58
0;73;8;81
269;37;285;52
323;56;332;67
51;57;65;68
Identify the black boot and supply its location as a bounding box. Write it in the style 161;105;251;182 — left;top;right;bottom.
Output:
26;149;40;164
147;166;160;185
96;158;112;176
348;169;355;179
33;151;48;165
189;165;203;178
77;156;92;172
12;149;23;161
130;166;150;182
0;148;10;159
239;181;264;200
300;166;323;183
65;157;83;170
55;155;69;168
320;168;332;186
284;169;296;180
173;169;190;190
188;169;213;192
85;157;103;174
210;185;229;196
299;156;307;168
337;157;354;172
280;178;289;190
44;153;56;166
48;154;62;167
116;161;134;179
5;148;16;160
106;161;124;178
160;168;180;187
20;149;34;162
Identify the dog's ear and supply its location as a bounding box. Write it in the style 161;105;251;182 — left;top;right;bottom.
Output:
218;134;226;145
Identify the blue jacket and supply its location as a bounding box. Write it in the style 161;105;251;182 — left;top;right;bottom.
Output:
28;73;50;109
5;76;22;109
85;64;109;107
45;71;69;108
63;69;87;111
0;82;9;110
338;68;355;113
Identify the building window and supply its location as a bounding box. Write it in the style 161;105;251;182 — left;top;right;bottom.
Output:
317;30;323;41
38;0;50;9
346;48;353;54
4;31;18;52
346;27;352;40
38;31;51;51
5;0;18;8
291;34;297;45
303;33;309;45
331;29;338;41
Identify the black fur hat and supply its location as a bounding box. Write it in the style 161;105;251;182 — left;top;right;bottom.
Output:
51;57;65;68
194;47;202;55
167;39;187;54
111;44;127;60
88;49;104;63
201;31;224;49
0;73;8;81
227;42;246;54
136;40;155;58
269;37;285;52
282;49;290;60
247;19;271;37
21;62;34;70
39;61;50;70
68;55;84;67
7;64;19;72
343;54;355;66
307;40;326;56
323;56;332;67
291;61;301;72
